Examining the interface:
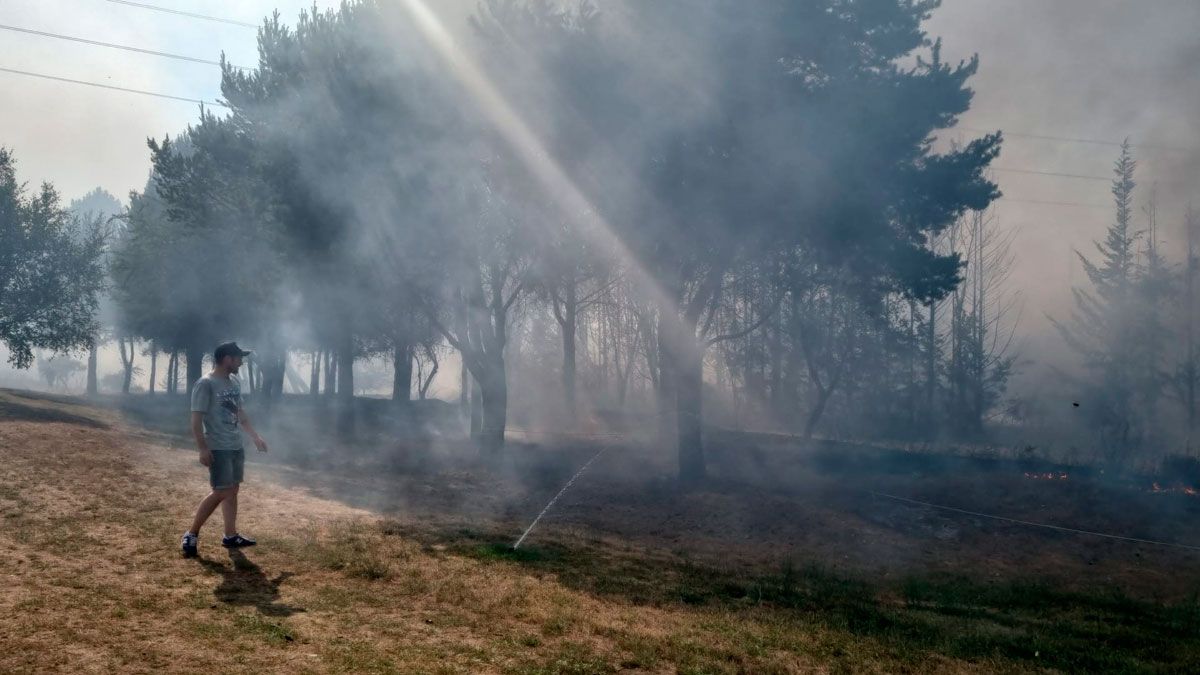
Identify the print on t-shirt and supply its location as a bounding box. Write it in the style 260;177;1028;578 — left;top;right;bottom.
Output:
218;385;241;429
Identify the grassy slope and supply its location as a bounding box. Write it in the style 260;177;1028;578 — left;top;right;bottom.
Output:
0;389;1198;674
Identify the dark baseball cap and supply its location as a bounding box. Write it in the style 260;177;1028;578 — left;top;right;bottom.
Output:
214;341;253;361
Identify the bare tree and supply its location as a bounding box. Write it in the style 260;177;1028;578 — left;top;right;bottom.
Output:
945;208;1020;437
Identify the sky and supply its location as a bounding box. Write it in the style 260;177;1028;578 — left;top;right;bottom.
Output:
2;0;1199;380
925;0;1200;355
0;0;473;199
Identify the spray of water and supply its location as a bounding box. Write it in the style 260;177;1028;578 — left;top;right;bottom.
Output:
512;446;608;550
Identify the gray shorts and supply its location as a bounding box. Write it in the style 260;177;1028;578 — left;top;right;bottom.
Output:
209;449;245;490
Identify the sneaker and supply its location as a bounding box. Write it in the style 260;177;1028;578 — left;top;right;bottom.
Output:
181;532;198;558
221;534;256;548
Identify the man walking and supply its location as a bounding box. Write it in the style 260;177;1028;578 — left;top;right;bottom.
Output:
181;341;269;558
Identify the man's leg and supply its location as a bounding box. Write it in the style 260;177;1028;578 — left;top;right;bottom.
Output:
220;484;239;537
190;488;233;535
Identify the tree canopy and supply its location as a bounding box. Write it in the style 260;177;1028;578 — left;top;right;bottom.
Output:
0;148;107;369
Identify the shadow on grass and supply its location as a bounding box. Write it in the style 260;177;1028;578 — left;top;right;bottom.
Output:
0;398;108;429
196;549;303;618
390;523;1200;672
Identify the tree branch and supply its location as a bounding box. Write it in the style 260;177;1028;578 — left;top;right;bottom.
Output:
703;293;784;347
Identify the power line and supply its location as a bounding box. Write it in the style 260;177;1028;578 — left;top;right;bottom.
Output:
0;44;1157;209
91;2;1188;158
992;166;1110;182
960;126;1126;148
0;66;227;107
958;125;1180;153
104;0;257;29
0;23;248;70
999;197;1110;209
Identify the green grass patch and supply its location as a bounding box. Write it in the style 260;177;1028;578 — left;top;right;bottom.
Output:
306;525;393;581
514;640;615;675
476;542;548;563
233;612;297;646
322;638;400;674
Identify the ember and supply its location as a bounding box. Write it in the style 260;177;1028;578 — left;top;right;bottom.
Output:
1024;471;1069;481
1150;482;1199;496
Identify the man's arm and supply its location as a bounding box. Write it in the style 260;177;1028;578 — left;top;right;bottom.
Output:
191;411;213;467
239;409;269;453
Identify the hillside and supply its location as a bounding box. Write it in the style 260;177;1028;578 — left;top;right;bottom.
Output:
2;389;1199;673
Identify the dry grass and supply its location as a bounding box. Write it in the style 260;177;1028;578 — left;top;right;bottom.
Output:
1;389;1198;673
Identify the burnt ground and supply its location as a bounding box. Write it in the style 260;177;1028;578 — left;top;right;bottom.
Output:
110;392;1200;602
301;435;1200;601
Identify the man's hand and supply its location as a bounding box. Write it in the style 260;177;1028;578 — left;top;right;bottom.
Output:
253;435;269;453
199;448;213;467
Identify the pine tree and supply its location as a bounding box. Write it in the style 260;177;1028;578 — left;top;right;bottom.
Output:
1052;140;1160;465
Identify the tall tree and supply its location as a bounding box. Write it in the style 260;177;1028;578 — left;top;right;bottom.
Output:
68;187;124;396
610;2;999;481
114;115;286;398
1052;141;1160;465
220;2;461;435
0;148;107;370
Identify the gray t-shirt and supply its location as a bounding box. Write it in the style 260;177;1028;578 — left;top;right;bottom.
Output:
190;374;244;451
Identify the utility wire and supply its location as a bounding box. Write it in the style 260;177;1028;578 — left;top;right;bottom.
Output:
0;66;227;107
960;126;1126;148
0;23;248;70
992;166;1110;182
958;125;1180;152
97;1;1181;156
0;26;1154;206
104;0;258;29
998;197;1110;209
869;490;1200;553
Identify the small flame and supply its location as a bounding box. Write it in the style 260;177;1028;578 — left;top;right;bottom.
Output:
1023;471;1068;481
1151;482;1199;496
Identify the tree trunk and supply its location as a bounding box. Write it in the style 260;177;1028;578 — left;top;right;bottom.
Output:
656;324;675;441
324;351;337;398
926;301;936;433
263;352;286;412
337;333;355;437
392;343;413;402
803;385;832;440
478;358;507;453
420;350;439;400
185;344;204;398
675;345;705;483
148;345;157;395
274;354;286;397
310;351;321;398
119;337;135;394
562;312;577;424
86;341;98;396
164;350;173;395
460;354;469;407
768;314;783;421
470;373;483;437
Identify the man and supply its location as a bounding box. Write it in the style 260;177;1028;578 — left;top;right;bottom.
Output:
181;341;269;558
